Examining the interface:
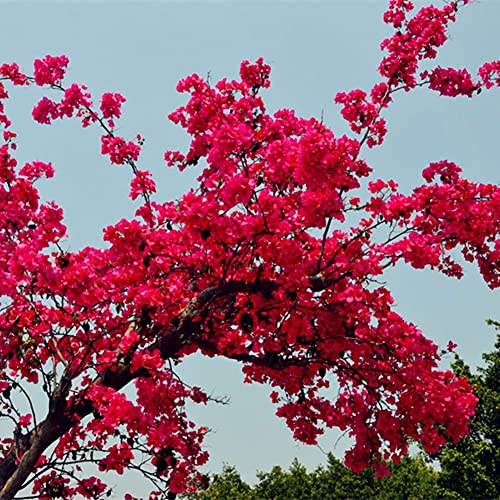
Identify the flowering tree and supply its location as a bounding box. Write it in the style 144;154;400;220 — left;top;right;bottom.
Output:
0;0;499;498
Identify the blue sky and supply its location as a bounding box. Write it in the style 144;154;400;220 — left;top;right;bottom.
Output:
1;0;499;493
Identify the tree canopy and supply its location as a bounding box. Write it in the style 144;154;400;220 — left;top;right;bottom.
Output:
0;1;498;498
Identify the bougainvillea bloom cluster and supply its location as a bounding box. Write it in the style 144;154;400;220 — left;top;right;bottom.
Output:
0;1;498;498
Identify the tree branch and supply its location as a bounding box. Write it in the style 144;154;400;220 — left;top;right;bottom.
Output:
0;279;283;498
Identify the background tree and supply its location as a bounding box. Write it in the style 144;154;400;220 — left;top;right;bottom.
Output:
254;459;320;500
183;465;253;500
184;454;443;499
0;1;499;498
253;456;378;500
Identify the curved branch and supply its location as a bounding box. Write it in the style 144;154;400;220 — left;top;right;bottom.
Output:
0;278;282;498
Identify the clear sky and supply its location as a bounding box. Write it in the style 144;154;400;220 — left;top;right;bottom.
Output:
1;0;499;494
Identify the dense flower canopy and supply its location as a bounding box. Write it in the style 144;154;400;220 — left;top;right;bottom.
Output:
0;0;499;498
